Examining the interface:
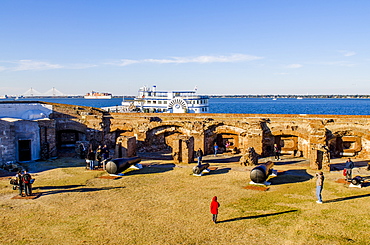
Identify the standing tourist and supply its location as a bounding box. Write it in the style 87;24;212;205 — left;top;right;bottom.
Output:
22;170;32;196
210;196;220;224
225;141;230;152
86;149;96;170
214;143;219;157
345;158;354;180
315;172;324;204
101;144;109;170
95;145;103;168
102;144;109;160
78;143;86;159
196;148;203;166
15;171;24;197
274;144;281;160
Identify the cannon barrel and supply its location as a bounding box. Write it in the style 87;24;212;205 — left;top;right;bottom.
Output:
351;176;363;185
105;157;141;174
193;163;210;175
250;161;274;183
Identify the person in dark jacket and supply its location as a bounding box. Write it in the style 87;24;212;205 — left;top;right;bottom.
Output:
210;196;220;224
102;144;109;160
196;148;203;166
15;171;24;196
78;143;86;159
274;144;281;160
86;149;96;170
345;158;354;180
95;145;103;168
22;170;32;196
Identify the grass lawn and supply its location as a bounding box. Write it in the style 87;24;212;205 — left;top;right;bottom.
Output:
0;157;369;244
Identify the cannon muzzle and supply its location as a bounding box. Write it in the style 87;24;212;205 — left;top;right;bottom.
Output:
250;161;274;183
193;163;210;175
351;176;364;185
105;157;141;174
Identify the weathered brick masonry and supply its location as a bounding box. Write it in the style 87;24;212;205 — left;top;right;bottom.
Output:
106;112;370;170
2;101;370;170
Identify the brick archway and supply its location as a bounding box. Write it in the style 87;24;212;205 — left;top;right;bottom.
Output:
204;124;247;155
144;125;188;153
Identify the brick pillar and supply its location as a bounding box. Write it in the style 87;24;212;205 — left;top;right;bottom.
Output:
193;133;205;155
309;142;330;171
245;122;264;155
172;138;181;164
115;136;136;158
246;133;263;155
309;144;320;170
172;136;194;164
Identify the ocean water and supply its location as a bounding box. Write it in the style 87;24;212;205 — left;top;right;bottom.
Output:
209;98;370;115
1;97;370;115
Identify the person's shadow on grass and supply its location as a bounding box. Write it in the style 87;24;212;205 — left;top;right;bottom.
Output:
217;209;298;223
34;185;125;197
324;193;370;203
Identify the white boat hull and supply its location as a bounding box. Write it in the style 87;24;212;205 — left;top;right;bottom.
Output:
84;95;112;99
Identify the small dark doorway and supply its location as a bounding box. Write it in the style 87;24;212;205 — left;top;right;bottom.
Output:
18;140;31;161
57;130;82;157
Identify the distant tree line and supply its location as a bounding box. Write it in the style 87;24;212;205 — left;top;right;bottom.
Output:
206;94;370;99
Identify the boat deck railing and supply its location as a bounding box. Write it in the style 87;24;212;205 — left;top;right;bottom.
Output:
139;95;209;100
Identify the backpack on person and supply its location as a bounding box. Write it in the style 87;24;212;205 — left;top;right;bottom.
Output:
22;174;31;184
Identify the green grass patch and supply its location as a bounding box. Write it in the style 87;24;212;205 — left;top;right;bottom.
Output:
1;159;370;244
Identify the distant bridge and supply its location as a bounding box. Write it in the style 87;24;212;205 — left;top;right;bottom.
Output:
22;87;67;97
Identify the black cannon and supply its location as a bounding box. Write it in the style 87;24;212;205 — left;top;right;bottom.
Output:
105;157;141;175
351;176;364;185
193;163;210;175
350;175;370;186
250;161;274;184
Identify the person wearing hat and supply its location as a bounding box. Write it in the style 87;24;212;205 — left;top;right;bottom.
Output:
210;196;220;223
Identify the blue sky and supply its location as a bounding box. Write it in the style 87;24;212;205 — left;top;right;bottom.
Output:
1;0;370;96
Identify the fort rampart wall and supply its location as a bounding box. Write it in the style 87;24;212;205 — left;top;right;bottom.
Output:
102;112;370;170
2;101;370;171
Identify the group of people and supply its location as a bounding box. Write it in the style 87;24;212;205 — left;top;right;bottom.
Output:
212;141;231;156
86;144;110;170
195;141;234;159
15;170;33;197
195;143;220;164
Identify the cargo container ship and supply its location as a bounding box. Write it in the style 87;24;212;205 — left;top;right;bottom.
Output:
84;91;112;99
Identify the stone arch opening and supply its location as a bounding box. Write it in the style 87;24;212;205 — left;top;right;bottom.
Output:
57;129;86;156
144;125;187;155
269;128;311;158
327;127;370;158
274;135;301;156
205;124;246;155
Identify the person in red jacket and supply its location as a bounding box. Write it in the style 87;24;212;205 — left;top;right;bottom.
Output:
210;196;220;224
